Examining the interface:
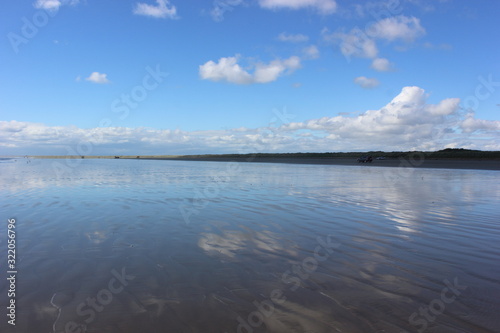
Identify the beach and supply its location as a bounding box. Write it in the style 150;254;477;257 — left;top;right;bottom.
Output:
1;158;499;333
29;155;500;170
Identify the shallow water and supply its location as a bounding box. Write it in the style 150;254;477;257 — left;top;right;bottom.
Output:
0;158;499;333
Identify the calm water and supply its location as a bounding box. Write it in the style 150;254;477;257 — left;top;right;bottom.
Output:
0;158;499;333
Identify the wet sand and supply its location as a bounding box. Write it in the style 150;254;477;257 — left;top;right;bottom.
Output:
139;156;500;170
28;155;500;170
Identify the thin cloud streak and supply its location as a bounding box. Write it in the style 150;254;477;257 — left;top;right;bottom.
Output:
258;0;337;14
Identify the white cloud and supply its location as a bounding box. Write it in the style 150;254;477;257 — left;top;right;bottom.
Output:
34;0;79;11
427;98;460;116
371;57;393;72
199;55;301;84
367;16;425;42
85;72;110;84
354;76;380;89
2;87;499;155
278;32;309;43
461;114;500;133
303;45;320;59
325;15;425;65
254;56;301;83
34;0;61;10
258;0;337;14
278;86;470;150
199;56;253;84
133;0;178;19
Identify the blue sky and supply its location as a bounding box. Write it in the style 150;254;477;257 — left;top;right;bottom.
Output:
1;0;499;155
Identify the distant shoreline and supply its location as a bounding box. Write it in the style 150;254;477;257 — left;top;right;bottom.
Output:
26;154;500;170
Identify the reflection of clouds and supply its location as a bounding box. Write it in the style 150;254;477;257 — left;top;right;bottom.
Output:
198;232;241;258
131;292;180;317
85;230;110;244
198;229;297;260
0;159;196;192
363;181;444;233
3;159;497;237
289;167;499;234
382;200;422;234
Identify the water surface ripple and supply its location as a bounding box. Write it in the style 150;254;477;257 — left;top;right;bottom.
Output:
0;159;498;333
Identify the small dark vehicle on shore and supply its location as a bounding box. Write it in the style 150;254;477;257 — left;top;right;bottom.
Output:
357;155;373;163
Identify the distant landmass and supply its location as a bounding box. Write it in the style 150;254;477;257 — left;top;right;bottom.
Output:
23;148;499;171
30;148;500;160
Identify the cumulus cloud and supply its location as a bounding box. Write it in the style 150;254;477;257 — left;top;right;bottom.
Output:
354;76;379;89
278;32;309;43
34;0;79;11
2;87;499;155
85;72;110;84
278;86;474;150
133;0;178;19
199;55;301;84
199;56;252;84
371;57;393;71
258;0;337;14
